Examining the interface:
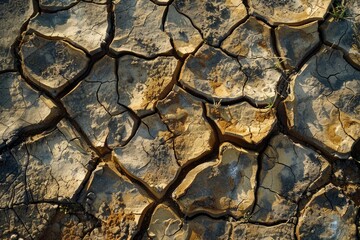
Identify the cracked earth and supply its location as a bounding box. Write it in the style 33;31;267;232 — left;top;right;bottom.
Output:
0;0;359;239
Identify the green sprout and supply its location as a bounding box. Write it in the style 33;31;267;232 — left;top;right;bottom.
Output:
265;97;276;109
212;98;222;109
353;22;360;48
330;1;348;21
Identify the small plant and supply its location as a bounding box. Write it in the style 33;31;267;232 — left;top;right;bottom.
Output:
266;102;274;109
265;96;276;109
211;98;223;116
275;60;283;70
353;22;360;48
266;56;290;71
212;98;222;109
330;1;348;21
241;211;252;223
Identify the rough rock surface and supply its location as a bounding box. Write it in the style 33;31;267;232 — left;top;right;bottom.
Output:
206;102;276;144
0;203;57;239
63;53;179;147
179;44;247;103
249;0;333;25
0;72;57;147
1;0;360;239
222;17;282;104
20;34;89;96
0;120;95;207
284;47;360;158
0;0;33;70
62;56;135;148
147;212;231;239
165;5;203;58
147;211;296;239
39;0;79;11
80;162;153;239
231;222;295;239
147;204;189;239
28;2;108;54
113;114;179;198
111;0;172;57
186;216;230;239
275;21;320;70
321;0;360;69
173;142;258;218
40;211;99;240
157;86;215;166
333;159;360;186
252;134;330;223
297;184;358;239
117;55;179;116
173;0;247;46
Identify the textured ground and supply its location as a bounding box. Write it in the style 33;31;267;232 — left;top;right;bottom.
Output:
0;0;359;239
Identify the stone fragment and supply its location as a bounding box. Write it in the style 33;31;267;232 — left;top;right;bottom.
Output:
0;72;57;147
147;204;189;239
111;0;172;57
0;0;33;70
222;17;282;104
28;2;108;54
165;5;203;57
114;114;179;198
0;203;57;240
157;86;215;166
62;56;136;148
117;55;179;116
39;0;79;11
275;21;320;70
206;102;276;144
173;142;258;218
81;162;154;239
248;0;332;25
173;0;247;46
231;222;295;239
179;44;246;103
284;47;360;158
20;34;89;96
187;216;230;239
297;184;358;239
321;0;360;69
251;134;330;223
0;120;95;207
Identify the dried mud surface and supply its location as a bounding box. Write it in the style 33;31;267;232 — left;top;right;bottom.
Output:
0;0;359;239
